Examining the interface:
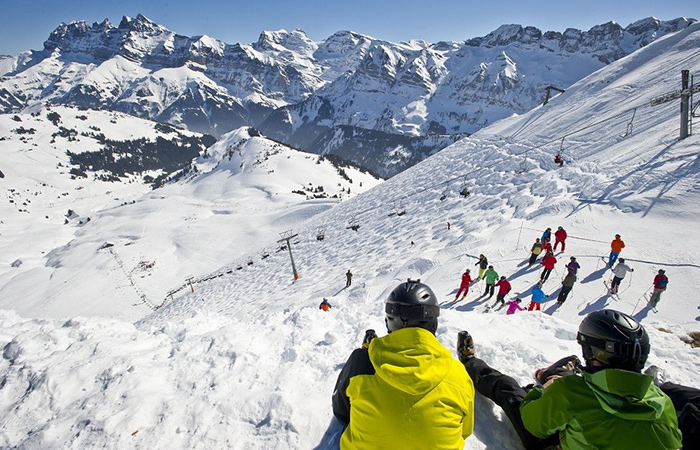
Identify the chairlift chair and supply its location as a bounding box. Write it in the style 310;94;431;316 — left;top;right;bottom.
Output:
347;215;360;231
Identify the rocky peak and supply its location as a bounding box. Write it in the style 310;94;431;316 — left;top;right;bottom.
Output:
254;29;317;57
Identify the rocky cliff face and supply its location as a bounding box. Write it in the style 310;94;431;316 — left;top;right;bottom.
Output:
1;14;695;176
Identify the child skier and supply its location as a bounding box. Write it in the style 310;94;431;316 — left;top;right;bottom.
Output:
542;238;553;255
506;298;525;315
528;282;547;311
455;269;473;301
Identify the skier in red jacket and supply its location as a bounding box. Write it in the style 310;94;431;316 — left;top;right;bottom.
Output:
494;276;512;306
542;238;553;255
540;252;557;282
455;269;473;300
553;226;567;252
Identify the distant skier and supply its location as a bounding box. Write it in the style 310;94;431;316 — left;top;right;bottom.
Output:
565;256;580;275
649;269;668;309
506;298;525;315
541;227;552;244
319;298;332;311
483;265;499;299
475;254;488;279
610;258;634;294
346;269;353;287
557;269;577;304
608;234;625;267
540;252;557;282
528;238;543;266
494;276;512;306
553;226;567;252
447;221;451;230
455;269;473;301
528;281;547;311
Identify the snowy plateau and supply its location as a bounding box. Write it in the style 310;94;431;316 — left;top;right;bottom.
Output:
0;14;696;177
0;14;700;450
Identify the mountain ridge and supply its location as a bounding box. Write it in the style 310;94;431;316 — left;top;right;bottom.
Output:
1;15;695;177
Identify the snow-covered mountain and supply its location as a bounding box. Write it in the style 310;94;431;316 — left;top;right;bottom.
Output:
0;109;381;319
1;15;695;176
1;17;699;450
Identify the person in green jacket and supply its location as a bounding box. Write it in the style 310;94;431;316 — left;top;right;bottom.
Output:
456;309;683;450
332;279;475;450
482;265;499;298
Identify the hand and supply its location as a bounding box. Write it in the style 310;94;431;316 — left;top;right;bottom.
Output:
543;375;562;388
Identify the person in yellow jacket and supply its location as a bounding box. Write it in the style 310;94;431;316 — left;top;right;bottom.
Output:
332;279;475;450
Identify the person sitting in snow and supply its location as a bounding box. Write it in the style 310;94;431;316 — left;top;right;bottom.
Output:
456;309;683;450
319;298;332;311
333;280;474;450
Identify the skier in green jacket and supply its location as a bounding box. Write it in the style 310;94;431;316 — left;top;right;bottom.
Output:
457;309;683;450
482;266;499;298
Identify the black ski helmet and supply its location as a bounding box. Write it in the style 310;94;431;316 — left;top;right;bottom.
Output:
385;279;440;334
577;309;650;372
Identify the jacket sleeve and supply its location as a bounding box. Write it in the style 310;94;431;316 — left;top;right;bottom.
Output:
332;347;375;427
520;379;572;438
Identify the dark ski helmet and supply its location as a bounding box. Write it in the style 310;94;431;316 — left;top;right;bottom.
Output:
577;309;650;372
385;279;440;334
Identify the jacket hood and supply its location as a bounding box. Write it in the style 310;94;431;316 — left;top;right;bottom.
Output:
368;327;452;396
583;369;666;420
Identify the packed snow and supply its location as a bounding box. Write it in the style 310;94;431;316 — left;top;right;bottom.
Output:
1;21;700;450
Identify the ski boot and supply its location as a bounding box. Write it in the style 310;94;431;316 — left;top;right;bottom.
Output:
457;331;475;363
362;329;378;348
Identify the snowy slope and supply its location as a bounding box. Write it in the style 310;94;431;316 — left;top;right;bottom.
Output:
1;21;700;450
0;113;381;320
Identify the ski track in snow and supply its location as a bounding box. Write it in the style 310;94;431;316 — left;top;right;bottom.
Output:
1;22;700;450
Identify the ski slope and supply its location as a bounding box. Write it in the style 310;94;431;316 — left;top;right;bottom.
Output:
1;22;700;450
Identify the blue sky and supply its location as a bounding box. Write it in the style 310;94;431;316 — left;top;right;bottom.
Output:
0;0;696;55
